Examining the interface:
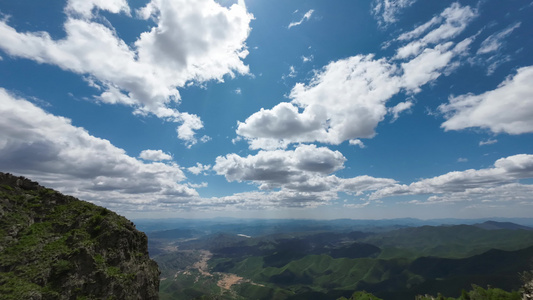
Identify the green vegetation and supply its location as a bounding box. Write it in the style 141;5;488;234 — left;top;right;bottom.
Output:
0;173;159;299
363;225;533;259
334;285;522;300
414;285;521;300
339;291;384;300
149;219;533;300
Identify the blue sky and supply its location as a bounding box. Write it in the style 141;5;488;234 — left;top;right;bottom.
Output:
1;0;532;220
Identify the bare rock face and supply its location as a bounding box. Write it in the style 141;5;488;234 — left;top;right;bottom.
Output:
0;173;160;300
523;277;533;300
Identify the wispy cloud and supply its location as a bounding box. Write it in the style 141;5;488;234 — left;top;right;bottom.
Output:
302;55;314;63
474;22;521;75
477;22;521;55
288;9;314;29
372;0;417;26
479;138;498;146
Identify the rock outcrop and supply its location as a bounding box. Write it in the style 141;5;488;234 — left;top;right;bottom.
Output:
0;172;160;299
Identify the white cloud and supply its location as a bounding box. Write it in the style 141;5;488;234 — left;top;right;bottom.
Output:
203;176;396;209
236;102;328;150
65;0;131;18
477;22;521;55
302;55;314;63
210;151;533;209
237;3;477;150
0;89;198;211
421;183;533;205
472;22;521;75
396;15;441;42
371;0;417;26
394;3;477;59
213;144;396;207
288;9;314;29
188;163;212;175
389;100;413;121
400;40;472;92
177;112;206;148
0;0;252;146
457;157;468;163
349;139;366;148
139;149;172;161
202;190;339;210
214;144;346;190
370;153;533;202
288;66;297;78
479;138;498;146
240;55;402;148
440;66;533;134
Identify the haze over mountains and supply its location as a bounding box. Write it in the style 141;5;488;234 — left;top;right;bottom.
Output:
142;217;533;299
1;172;532;299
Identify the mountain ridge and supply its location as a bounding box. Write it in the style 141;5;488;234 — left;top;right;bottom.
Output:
0;172;160;299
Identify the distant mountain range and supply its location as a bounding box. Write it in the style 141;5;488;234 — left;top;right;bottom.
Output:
147;218;533;300
473;220;533;231
135;217;533;234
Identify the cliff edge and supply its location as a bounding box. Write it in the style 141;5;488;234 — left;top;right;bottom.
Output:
0;172;160;300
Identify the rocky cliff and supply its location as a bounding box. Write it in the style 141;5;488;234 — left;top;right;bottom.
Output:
0;172;160;300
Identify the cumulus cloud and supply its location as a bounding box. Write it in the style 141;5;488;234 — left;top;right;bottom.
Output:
237;3;477;150
421;183;533;205
288;9;314;29
349;139;366;148
139;149;172;161
211;150;533;209
214;144;346;189
188;163;212;175
372;0;417;26
65;0;131;18
236;102;328;150
213;144;396;206
370;154;533;203
0;89;198;211
389;100;413;121
0;0;252;146
237;55;401;149
440;66;533;134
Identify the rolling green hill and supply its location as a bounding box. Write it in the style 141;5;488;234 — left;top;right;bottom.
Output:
150;220;533;299
363;225;533;259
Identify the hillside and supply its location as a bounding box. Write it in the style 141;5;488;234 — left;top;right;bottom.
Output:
362;224;533;259
473;221;533;231
149;221;533;300
0;173;160;299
